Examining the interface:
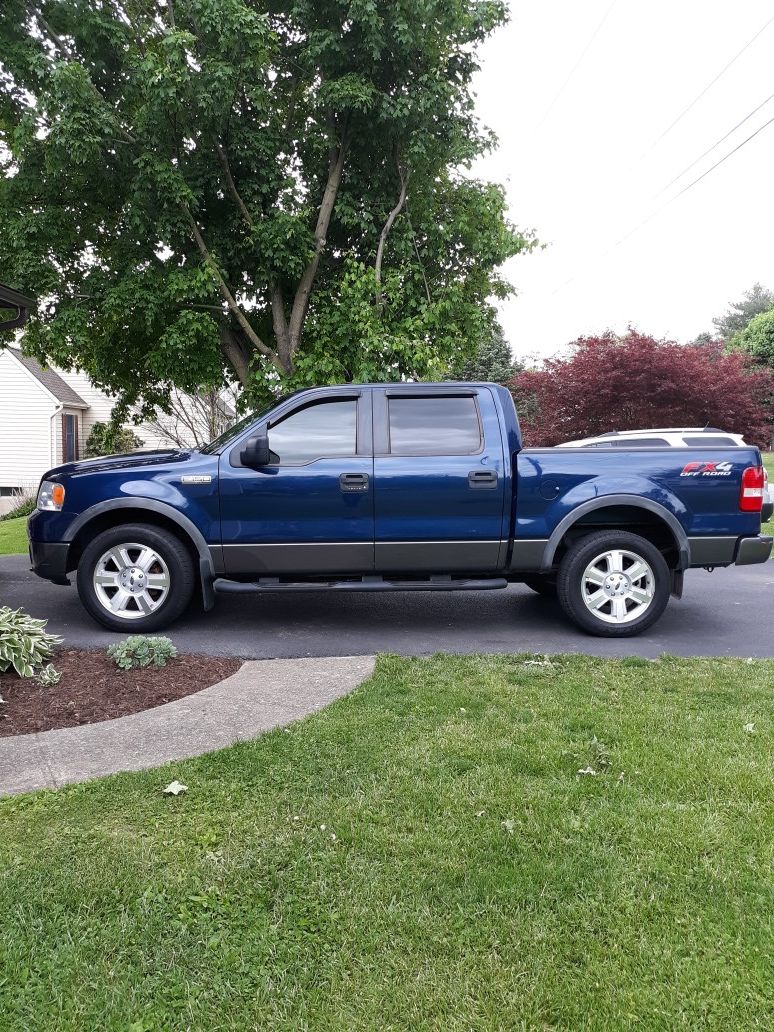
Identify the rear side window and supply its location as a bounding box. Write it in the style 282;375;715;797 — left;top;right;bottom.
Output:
388;396;482;455
682;436;738;447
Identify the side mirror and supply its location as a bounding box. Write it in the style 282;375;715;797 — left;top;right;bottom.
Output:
240;433;271;468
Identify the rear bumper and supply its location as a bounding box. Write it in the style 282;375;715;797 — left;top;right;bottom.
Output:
736;535;773;566
688;534;772;567
29;539;70;585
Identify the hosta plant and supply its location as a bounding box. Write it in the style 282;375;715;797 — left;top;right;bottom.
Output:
107;636;177;670
37;664;62;687
0;607;62;678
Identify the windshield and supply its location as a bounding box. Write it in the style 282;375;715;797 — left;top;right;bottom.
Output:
200;392;299;454
200;405;270;454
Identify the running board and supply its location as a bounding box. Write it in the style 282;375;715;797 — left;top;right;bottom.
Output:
214;575;509;595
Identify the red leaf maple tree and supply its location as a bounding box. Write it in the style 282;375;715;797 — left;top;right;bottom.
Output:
509;330;774;448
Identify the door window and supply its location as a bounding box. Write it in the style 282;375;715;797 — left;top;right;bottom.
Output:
268;399;357;465
388;396;481;455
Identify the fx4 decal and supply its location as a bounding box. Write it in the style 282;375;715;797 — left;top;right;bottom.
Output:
680;461;734;478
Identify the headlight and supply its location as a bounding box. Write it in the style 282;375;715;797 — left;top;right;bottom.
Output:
37;480;66;511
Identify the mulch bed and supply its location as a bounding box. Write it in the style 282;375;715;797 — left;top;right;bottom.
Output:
0;649;241;737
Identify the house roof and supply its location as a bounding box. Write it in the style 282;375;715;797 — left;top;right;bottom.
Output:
0;283;35;331
5;347;88;408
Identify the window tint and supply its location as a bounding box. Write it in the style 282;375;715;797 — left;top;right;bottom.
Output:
388;396;481;455
682;436;738;447
268;400;357;464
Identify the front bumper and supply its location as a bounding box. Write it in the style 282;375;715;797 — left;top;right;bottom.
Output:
29;539;71;585
736;535;773;566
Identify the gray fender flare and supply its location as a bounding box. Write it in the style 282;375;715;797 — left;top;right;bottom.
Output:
540;494;690;572
65;498;218;610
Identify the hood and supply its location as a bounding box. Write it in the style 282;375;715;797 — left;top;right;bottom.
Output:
47;449;193;478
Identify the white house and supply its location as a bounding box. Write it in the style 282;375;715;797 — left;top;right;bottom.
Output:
0;347;186;514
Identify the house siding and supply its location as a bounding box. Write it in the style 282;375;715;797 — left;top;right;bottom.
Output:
0;350;57;502
55;369;118;444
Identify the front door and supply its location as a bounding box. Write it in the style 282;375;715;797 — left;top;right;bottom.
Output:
372;388;506;572
219;390;374;576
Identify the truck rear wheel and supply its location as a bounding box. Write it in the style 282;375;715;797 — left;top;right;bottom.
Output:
556;530;670;637
77;523;195;633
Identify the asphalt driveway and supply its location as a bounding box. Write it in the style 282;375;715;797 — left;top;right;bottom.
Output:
1;554;772;659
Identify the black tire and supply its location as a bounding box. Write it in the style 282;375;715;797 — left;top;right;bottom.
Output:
522;575;557;597
556;530;671;637
77;523;196;633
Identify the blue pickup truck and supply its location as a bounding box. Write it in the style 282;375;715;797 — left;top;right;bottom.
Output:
28;383;772;637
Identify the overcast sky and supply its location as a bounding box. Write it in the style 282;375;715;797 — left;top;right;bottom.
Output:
471;0;774;361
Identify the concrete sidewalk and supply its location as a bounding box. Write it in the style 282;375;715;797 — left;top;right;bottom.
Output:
0;655;376;797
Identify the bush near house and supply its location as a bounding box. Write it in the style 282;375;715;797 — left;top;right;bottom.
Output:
84;422;142;458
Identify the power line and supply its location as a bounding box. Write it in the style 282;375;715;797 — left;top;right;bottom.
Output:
656;89;774;196
550;112;774;296
642;12;774;156
672;111;774;199
535;0;619;130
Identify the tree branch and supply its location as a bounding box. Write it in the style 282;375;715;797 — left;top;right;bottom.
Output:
375;162;410;310
182;205;282;379
286;126;350;357
270;280;291;370
214;138;254;227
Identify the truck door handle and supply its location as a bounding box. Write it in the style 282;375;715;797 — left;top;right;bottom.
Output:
340;472;370;493
468;470;498;489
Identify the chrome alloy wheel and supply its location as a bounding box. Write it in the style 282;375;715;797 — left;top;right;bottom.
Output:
580;548;655;625
92;543;171;620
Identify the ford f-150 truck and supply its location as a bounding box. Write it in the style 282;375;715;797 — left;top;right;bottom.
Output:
28;383;772;637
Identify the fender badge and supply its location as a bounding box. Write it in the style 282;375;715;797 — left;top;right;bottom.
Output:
181;474;213;485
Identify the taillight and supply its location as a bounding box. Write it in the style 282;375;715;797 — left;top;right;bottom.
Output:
740;466;764;512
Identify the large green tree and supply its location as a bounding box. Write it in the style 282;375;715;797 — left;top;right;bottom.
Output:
728;309;774;373
452;320;520;383
712;282;774;342
0;0;532;412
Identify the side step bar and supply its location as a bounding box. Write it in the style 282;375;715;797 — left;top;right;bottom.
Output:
214;575;509;595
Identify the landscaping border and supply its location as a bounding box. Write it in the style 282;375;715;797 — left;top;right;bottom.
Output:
0;655;375;796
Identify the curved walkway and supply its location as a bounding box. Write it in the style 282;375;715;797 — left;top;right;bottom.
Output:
0;655;376;797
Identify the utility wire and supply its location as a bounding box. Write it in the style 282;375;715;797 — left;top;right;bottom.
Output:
656;88;774;196
671;111;774;199
535;0;619;130
550;112;774;296
642;12;774;155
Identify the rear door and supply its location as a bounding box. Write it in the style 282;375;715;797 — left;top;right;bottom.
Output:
372;387;506;572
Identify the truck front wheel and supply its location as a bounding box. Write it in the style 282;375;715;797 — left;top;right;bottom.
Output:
556;530;671;637
77;523;195;633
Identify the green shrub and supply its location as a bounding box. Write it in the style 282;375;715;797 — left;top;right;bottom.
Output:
107;636;177;670
37;663;62;687
0;607;62;678
0;490;36;522
85;421;142;458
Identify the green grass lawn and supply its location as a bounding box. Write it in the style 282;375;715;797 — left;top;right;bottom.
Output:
0;517;27;556
1;653;772;1030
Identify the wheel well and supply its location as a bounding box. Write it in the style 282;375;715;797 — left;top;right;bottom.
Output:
66;508;200;575
551;505;681;570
